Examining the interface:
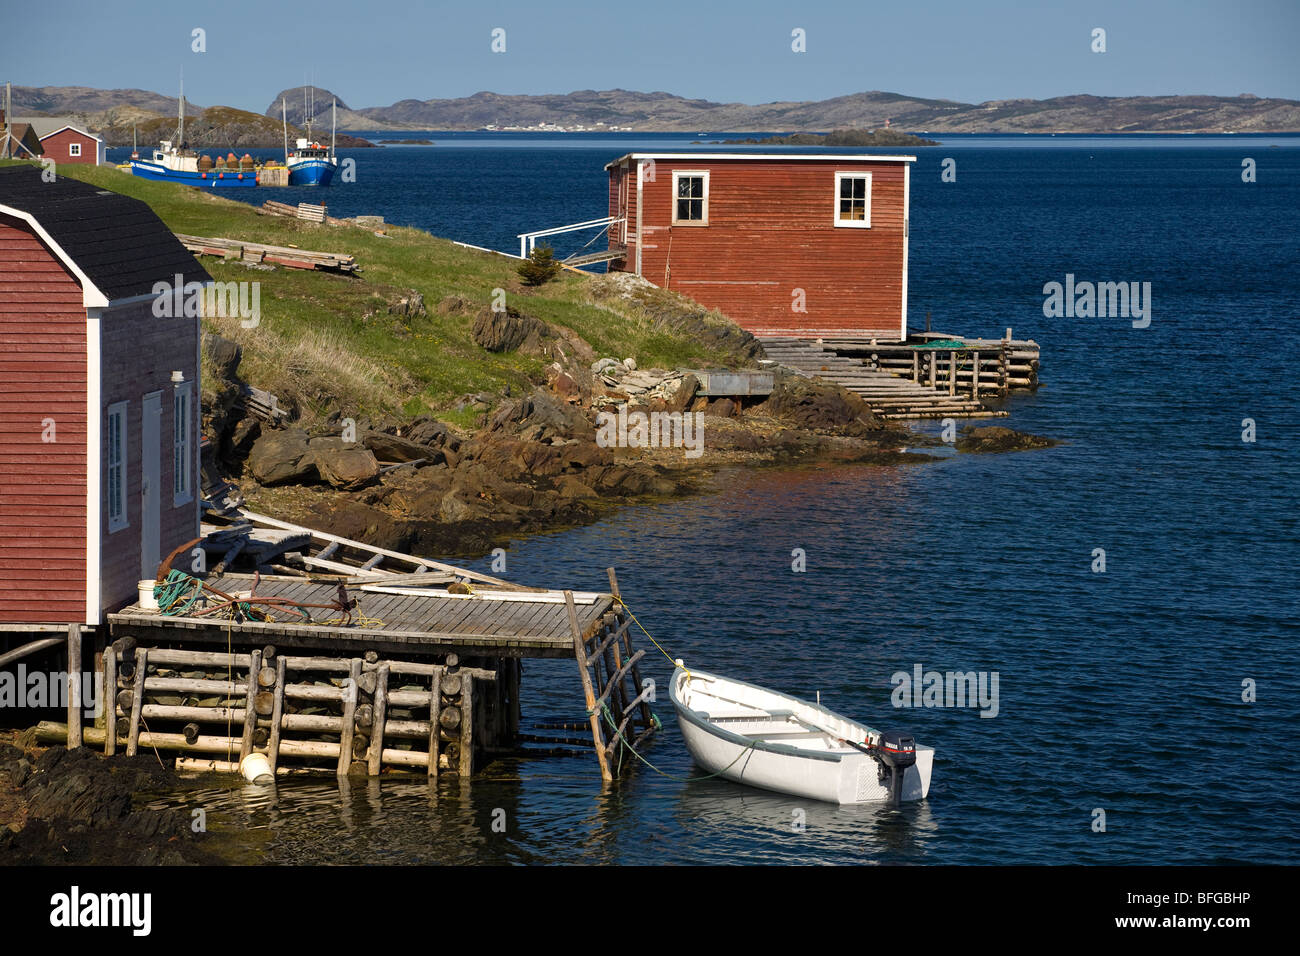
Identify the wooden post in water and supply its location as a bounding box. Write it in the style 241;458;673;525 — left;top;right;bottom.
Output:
337;659;361;776
427;665;443;780
66;624;82;749
459;674;474;777
240;649;262;761
972;351;981;399
368;664;389;777
268;655;287;771
568;589;612;783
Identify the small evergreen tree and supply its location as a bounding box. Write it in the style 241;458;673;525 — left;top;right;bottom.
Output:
516;244;562;286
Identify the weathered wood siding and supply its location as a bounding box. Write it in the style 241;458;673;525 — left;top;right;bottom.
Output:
610;158;908;338
97;298;200;618
0;218;88;623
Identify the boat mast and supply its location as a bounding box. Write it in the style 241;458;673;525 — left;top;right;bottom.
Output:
331;99;336;159
178;71;184;147
282;97;289;162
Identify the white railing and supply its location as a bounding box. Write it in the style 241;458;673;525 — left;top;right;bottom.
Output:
517;216;624;258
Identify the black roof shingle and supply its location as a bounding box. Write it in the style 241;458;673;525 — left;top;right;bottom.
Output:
0;164;210;301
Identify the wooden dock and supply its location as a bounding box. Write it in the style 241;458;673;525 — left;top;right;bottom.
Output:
34;510;658;784
759;337;1010;419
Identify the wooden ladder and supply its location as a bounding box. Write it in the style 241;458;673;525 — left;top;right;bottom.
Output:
566;569;658;783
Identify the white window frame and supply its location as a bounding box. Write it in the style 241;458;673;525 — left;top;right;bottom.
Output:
69;142;82;157
173;381;193;507
672;170;709;225
106;401;128;532
834;172;872;228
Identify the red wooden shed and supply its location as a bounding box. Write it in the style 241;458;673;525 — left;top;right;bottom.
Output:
0;164;209;627
605;152;915;340
37;125;106;166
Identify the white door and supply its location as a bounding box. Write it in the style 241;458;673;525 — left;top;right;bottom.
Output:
140;391;162;581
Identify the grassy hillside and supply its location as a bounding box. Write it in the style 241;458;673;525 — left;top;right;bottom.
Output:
8;161;751;427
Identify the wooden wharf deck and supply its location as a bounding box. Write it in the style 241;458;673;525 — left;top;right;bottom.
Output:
758;337;1009;420
29;509;658;783
108;573;613;659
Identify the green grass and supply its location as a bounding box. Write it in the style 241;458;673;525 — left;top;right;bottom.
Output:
5;159;747;424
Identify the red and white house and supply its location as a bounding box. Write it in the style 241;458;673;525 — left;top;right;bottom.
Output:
0;164;208;627
37;124;106;166
605;153;915;340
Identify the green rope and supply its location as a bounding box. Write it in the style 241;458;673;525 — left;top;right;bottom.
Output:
910;339;968;349
590;701;755;783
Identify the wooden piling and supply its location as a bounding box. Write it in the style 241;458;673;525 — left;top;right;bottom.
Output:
368;664;389;777
427;665;443;781
268;655;286;771
102;647;116;756
126;647;147;756
337;659;361;776
459;674;474;777
66;624;82;749
240;649;262;761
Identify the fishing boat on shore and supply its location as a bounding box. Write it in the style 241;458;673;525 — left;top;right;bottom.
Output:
670;663;934;805
283;90;337;186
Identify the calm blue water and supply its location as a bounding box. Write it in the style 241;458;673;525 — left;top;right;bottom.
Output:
137;133;1300;864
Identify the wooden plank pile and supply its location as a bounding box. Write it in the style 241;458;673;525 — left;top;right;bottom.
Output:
175;232;358;272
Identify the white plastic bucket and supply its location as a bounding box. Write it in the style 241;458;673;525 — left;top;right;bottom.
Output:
138;580;159;610
239;753;274;784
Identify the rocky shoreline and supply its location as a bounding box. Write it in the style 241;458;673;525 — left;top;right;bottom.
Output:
203;279;1056;561
0;731;220;865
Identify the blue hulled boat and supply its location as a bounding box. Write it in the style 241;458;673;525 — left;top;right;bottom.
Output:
129;82;258;188
284;93;338;187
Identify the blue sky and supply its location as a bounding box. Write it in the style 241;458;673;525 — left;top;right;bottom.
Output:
3;0;1297;110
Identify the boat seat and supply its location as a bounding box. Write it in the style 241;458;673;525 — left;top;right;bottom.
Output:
748;730;837;741
703;712;770;722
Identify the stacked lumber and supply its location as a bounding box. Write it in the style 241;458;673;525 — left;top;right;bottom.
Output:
175;232;358;272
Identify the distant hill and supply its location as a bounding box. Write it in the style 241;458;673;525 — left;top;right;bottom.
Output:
722;129;940;147
10;84;1300;135
265;87;408;132
337;88;1300;133
6;87;375;148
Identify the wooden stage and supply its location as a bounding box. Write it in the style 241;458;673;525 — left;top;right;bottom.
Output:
108;572;615;659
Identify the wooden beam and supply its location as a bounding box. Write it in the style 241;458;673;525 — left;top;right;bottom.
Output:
567;590;611;783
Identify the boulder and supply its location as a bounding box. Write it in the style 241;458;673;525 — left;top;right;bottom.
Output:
309;438;380;489
666;373;699;413
955;426;1059;454
247;429;316;485
472;307;552;353
361;428;441;464
756;373;882;436
202;332;241;381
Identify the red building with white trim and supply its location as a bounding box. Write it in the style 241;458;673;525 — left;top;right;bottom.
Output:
606;153;914;340
37;125;106;165
0;165;208;627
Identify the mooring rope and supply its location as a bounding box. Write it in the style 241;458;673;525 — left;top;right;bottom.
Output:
593;701;754;783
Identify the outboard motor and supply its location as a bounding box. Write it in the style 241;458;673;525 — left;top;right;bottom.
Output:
872;731;917;806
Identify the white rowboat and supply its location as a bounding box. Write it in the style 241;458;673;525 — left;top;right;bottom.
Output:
670;663;934;805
